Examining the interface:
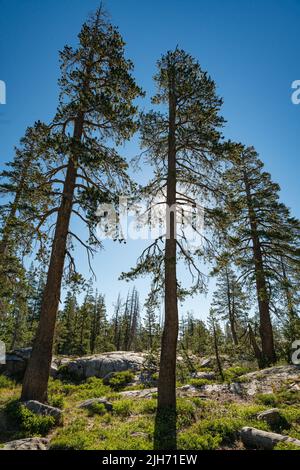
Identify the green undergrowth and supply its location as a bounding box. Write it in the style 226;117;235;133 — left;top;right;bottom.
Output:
1;368;300;450
4;400;56;438
104;370;135;390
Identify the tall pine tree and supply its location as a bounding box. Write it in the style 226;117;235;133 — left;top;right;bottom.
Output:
122;49;227;448
21;8;143;402
220;145;300;366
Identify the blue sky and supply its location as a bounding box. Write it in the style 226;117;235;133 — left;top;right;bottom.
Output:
0;0;299;321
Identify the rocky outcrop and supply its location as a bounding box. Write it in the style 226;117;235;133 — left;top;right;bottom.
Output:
240;427;300;450
236;365;300;396
23;400;63;424
0;348;32;377
65;352;145;380
1;437;49;450
186;365;300;402
119;385;203;399
0;348;62;379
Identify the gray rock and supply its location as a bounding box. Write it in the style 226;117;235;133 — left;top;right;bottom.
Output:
1;437;49;450
120;385;201;399
78;398;113;412
199;358;212;368
10;347;32;361
177;384;198;393
1;354;25;376
229;382;244;395
237;365;300;396
1;348;60;378
66;352;145;379
199;355;231;369
23;400;63;424
240;427;300;450
257;408;288;429
192;371;216;380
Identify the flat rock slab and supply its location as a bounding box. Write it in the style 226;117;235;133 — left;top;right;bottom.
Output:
119;385;208;399
66;352;145;379
78;398;113;412
240;427;300;450
120;388;157;399
23;400;63;424
1;437;49;450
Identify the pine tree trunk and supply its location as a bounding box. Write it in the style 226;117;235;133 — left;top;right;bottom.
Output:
281;257;297;363
248;323;264;368
155;69;178;450
225;268;238;346
21;114;84;402
243;172;276;366
212;320;224;381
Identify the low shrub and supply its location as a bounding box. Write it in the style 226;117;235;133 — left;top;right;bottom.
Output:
195;417;243;444
112;399;132;417
48;394;65;409
189;378;210;388
177;399;196;428
60;377;109;400
178;431;221;450
255;393;279;407
277;390;300;406
280;406;300;425
106;371;135;391
5;400;55;436
224;366;250;383
87;402;106;416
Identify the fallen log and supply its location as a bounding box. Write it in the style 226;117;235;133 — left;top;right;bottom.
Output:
241;426;300;450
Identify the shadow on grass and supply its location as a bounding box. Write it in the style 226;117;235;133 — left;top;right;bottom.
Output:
153;406;177;450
